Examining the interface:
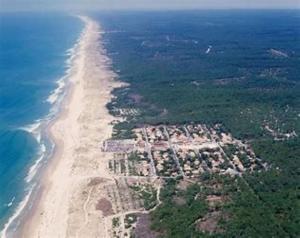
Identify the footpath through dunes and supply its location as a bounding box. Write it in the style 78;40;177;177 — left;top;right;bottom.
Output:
20;16;123;238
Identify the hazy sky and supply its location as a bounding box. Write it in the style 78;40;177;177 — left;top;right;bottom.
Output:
1;0;300;11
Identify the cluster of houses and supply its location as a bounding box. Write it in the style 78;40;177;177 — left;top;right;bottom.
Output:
104;124;266;178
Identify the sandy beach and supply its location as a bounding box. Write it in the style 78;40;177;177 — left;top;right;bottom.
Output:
21;16;122;238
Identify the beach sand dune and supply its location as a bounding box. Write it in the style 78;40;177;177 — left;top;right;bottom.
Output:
21;16;123;238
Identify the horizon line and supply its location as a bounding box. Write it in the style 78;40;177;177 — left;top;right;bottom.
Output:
1;7;300;13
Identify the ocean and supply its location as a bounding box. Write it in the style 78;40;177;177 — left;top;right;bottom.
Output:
0;13;82;235
0;10;299;237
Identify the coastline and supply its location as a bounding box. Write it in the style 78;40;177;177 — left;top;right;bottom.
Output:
1;11;297;238
18;16;122;238
0;16;82;238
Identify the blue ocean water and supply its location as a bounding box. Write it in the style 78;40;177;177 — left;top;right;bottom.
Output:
0;13;82;234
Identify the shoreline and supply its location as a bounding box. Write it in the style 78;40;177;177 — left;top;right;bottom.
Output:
0;17;82;238
17;16;122;238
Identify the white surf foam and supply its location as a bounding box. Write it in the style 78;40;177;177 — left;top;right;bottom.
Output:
206;45;212;54
46;41;79;106
19;120;42;143
6;197;15;208
19;121;40;134
46;76;67;105
25;144;46;183
0;189;33;238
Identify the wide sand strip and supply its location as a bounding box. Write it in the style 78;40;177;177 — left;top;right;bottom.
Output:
22;16;122;238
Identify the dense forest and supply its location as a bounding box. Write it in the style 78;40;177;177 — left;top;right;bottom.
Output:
96;10;300;237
